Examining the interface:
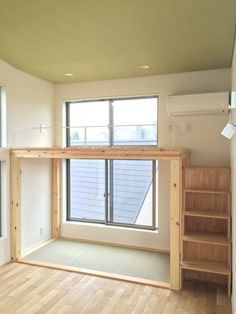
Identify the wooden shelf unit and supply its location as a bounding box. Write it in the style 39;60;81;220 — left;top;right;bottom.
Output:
181;167;231;295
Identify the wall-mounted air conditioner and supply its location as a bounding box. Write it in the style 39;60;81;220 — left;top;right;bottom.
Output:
168;92;229;116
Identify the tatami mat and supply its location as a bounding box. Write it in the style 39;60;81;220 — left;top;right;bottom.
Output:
24;239;170;283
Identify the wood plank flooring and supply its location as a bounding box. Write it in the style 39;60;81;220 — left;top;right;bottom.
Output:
0;263;232;314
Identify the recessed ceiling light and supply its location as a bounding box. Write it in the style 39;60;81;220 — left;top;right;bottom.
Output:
140;65;150;69
64;73;74;76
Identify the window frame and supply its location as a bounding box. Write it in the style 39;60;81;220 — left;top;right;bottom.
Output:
65;95;158;231
66;158;107;224
66;158;157;231
66;95;158;147
0;86;7;148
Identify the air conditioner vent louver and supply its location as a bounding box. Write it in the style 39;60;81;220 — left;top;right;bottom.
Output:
168;92;229;116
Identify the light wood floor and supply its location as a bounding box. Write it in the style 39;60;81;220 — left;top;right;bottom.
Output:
0;263;232;314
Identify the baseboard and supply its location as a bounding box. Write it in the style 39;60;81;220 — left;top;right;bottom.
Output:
59;236;170;254
21;239;55;257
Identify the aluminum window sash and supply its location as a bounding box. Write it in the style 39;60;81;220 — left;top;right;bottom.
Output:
105;160;109;224
152;160;157;229
66;159;72;220
65;102;71;147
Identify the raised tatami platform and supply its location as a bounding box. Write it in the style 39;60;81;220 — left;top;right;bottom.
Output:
21;239;170;286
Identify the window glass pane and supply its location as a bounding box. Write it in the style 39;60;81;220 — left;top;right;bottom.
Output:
86;127;109;146
69;101;109;146
112;98;157;145
110;160;155;227
69;127;85;146
69;159;106;221
67;97;158;146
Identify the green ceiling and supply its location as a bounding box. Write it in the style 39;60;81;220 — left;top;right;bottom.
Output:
0;0;235;83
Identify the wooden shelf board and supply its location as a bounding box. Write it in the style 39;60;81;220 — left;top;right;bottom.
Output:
184;189;229;195
183;232;230;245
183;210;229;219
181;259;230;275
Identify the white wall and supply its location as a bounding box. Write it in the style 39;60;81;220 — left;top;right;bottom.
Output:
21;159;52;254
231;37;236;313
0;60;54;147
0;150;10;265
0;59;54;265
55;69;231;251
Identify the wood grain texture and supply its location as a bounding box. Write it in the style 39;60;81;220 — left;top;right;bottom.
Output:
184;216;228;235
10;154;21;261
11;147;190;160
0;263;232;313
183;210;229;219
182;167;231;295
183;242;229;264
170;159;182;291
183;269;228;285
184;167;230;191
52;159;61;238
183;232;230;245
185;192;229;213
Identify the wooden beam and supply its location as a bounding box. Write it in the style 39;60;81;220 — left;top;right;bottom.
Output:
11;147;189;161
52;159;61;238
10;154;21;261
170;159;182;290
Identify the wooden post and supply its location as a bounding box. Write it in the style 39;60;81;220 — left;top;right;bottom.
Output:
10;154;21;261
52;159;61;238
170;159;182;290
180;156;189;289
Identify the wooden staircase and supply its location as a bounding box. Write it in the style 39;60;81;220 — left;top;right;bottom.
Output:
181;167;231;295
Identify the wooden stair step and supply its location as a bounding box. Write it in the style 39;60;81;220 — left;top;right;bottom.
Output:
183;210;229;219
183;232;230;245
181;259;230;275
184;189;229;195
